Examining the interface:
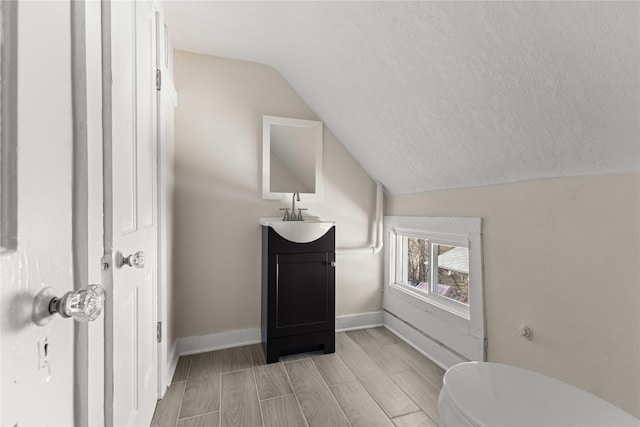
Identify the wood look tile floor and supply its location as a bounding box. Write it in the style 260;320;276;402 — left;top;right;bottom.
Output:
151;328;444;427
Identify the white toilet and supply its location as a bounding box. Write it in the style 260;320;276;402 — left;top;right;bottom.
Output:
438;362;639;426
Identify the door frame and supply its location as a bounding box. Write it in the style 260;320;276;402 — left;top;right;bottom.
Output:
0;1;169;425
70;1;91;425
100;0;171;424
70;1;106;425
154;5;177;397
99;1;115;424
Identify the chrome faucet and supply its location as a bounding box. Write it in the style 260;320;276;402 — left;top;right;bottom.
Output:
281;192;305;221
292;192;300;217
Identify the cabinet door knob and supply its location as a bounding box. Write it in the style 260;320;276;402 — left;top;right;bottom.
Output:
330;261;336;267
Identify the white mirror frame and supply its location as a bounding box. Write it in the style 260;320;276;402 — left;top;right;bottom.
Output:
262;115;323;200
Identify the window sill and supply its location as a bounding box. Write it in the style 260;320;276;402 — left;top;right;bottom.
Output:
390;281;470;321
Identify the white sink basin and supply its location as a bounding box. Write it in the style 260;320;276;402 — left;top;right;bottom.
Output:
259;217;335;243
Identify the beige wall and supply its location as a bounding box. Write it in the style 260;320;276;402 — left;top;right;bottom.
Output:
173;51;383;338
386;173;640;416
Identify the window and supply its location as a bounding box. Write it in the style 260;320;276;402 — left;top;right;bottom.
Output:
391;227;473;318
383;216;485;364
396;235;470;303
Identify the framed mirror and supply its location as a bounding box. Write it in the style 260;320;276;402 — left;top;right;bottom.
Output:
262;115;323;200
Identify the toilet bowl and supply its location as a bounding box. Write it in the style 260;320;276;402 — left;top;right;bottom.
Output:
438;362;639;426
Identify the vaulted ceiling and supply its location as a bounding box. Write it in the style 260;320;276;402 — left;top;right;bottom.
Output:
164;1;639;195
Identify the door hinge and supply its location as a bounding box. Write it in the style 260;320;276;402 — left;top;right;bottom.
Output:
157;321;162;343
155;69;161;91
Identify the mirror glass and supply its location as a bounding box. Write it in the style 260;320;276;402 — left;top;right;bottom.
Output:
262;116;323;200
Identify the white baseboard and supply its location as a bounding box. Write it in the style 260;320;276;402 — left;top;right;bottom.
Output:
174;311;385;357
170;311;462;376
177;328;261;356
166;339;179;388
384;311;467;370
336;311;384;332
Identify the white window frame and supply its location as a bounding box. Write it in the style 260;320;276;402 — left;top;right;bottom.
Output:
383;216;485;363
391;228;471;319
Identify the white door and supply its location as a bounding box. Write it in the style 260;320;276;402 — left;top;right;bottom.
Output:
0;1;75;425
156;10;177;397
108;1;159;425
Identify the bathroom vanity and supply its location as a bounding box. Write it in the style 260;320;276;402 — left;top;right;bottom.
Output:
260;219;336;363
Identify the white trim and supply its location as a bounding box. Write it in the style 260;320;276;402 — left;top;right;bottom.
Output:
156;8;175;396
174;312;385;357
262;115;323;201
383;312;467;370
163;339;179;395
391;281;470;320
335;311;384;332
392;227;470;248
383;216;485;361
389;231;471;319
164;77;177;107
177;328;262;356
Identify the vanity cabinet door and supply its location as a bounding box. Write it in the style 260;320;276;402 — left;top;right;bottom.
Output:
268;251;335;338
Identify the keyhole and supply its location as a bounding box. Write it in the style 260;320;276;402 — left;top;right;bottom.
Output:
44;343;48;357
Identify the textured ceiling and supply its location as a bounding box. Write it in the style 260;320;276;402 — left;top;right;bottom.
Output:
164;1;639;195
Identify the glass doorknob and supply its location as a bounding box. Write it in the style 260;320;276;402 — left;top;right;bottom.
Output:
122;251;145;268
33;284;105;326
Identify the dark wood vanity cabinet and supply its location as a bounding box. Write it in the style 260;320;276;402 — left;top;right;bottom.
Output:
261;226;336;363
